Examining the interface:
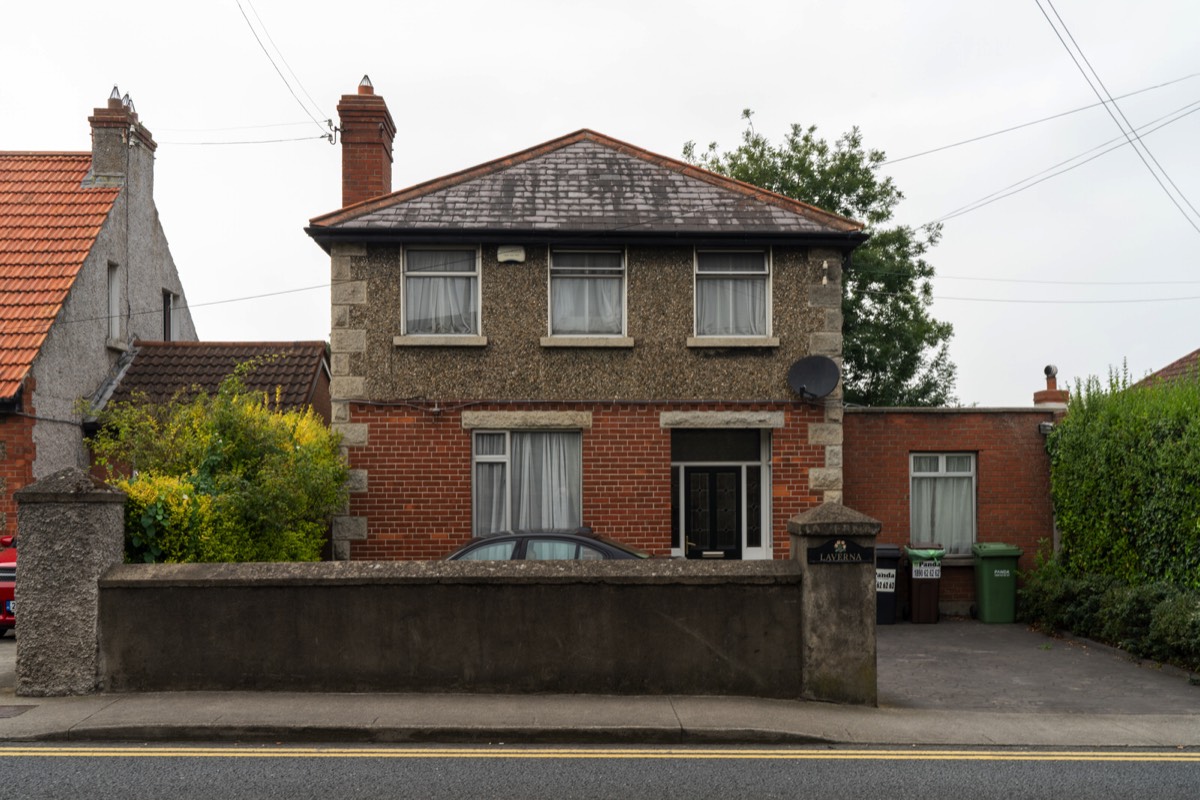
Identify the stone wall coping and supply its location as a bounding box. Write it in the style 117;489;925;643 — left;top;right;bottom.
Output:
845;406;1055;416
100;560;802;589
787;501;881;538
14;468;126;505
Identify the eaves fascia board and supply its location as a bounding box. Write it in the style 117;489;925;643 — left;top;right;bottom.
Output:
304;225;869;253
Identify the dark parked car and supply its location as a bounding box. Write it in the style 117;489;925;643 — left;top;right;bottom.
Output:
445;529;651;561
0;535;15;637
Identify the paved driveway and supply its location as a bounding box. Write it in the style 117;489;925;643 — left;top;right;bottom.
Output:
878;618;1198;713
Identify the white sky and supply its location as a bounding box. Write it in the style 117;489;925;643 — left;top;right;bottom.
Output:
3;1;1197;407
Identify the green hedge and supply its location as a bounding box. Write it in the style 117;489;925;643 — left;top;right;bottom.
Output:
1019;554;1200;672
1046;366;1200;589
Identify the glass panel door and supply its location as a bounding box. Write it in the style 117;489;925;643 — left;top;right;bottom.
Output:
683;467;742;560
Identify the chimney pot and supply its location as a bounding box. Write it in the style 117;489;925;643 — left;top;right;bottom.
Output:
1033;364;1069;409
358;74;374;95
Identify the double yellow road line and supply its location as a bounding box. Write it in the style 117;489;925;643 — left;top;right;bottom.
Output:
0;746;1197;762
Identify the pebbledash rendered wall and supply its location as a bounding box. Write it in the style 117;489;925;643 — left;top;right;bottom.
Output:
329;243;847;560
843;407;1058;611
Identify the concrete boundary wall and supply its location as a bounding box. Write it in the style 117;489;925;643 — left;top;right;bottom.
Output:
99;560;805;698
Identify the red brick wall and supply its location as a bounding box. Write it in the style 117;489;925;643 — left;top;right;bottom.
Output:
0;413;36;538
346;401;826;561
843;409;1056;583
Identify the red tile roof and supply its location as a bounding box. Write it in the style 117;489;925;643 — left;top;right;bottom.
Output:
106;341;329;410
1136;347;1200;387
0;152;119;400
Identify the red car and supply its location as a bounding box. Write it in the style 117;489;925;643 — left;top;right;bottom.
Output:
0;535;14;636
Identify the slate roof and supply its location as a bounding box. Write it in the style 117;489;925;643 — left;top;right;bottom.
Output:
0;152;120;400
309;130;864;239
1136;347;1200;387
103;341;329;410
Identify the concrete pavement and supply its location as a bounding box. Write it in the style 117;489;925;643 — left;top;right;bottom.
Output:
0;620;1196;746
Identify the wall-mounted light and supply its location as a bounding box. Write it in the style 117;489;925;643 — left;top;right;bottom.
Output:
498;245;526;264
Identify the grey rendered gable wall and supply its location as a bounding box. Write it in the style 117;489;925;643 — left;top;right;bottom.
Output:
29;166;197;479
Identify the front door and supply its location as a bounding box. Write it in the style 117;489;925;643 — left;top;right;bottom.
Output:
684;467;742;560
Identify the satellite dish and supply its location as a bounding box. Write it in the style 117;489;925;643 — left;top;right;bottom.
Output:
787;356;840;399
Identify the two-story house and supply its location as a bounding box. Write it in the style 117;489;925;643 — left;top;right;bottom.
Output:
307;78;866;561
0;89;196;536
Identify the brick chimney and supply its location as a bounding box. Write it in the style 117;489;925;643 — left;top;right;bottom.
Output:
1033;365;1069;408
337;75;396;208
87;86;157;189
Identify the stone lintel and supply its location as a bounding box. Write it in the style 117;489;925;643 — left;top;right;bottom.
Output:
461;411;592;430
659;411;785;429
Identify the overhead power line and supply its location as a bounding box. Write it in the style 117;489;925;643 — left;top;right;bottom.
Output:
930;97;1200;224
1036;0;1200;234
880;69;1200;168
234;0;332;141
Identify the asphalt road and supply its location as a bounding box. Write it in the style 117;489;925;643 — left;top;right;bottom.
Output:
0;744;1197;800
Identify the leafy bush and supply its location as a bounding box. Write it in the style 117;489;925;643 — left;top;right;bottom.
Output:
1046;365;1200;589
1148;594;1200;671
1020;549;1200;673
91;363;347;563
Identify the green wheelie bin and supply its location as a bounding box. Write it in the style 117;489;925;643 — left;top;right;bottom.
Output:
971;543;1024;623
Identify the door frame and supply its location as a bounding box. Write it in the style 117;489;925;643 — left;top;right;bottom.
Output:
670;430;771;560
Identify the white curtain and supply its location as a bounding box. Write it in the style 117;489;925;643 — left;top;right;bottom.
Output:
510;432;582;530
551;276;622;334
474;463;507;535
696;277;766;335
406;250;477;334
911;476;974;554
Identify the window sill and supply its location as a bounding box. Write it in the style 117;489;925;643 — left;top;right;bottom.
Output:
940;554;975;566
540;336;634;349
393;335;488;348
686;336;779;349
106;338;130;353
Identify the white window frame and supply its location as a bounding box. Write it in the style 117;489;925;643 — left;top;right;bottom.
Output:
547;248;627;337
402;246;481;336
472;429;584;536
909;452;977;555
692;249;772;338
669;430;772;560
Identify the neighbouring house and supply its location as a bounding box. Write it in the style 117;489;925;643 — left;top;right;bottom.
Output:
0;90;196;536
90;340;332;424
1136;347;1200;387
306;78;867;561
843;370;1068;614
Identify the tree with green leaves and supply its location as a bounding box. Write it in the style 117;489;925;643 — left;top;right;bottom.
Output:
90;363;348;563
684;112;956;406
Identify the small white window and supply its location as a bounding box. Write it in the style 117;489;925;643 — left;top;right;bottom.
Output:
404;248;479;335
549;250;625;336
695;251;769;336
107;263;122;341
162;290;178;341
910;453;977;555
